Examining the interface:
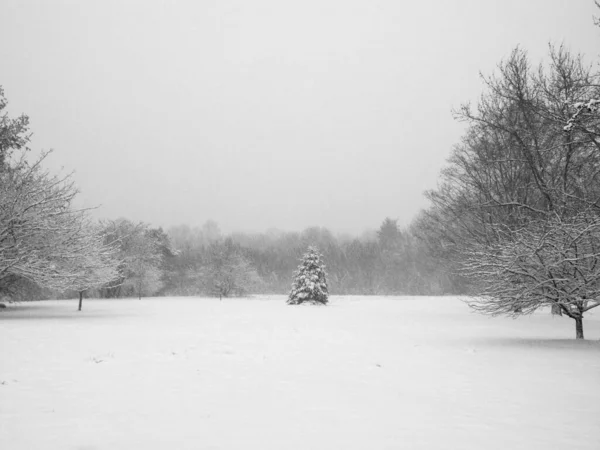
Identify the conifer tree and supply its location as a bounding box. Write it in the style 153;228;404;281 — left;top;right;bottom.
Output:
288;246;328;305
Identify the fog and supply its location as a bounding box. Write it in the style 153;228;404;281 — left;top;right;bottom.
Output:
1;0;598;234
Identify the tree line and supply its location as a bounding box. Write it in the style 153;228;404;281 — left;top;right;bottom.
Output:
162;218;460;298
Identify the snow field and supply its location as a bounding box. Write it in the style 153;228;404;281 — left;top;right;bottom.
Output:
1;296;599;450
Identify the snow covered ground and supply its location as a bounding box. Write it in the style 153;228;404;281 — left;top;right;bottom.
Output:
1;296;599;450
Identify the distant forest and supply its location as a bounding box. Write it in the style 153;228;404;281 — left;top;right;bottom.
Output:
11;216;462;301
162;217;463;298
1;211;463;302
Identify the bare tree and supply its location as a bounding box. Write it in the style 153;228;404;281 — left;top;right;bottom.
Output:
1;151;119;305
421;46;600;338
127;257;163;300
57;223;121;311
102;219;166;299
203;239;262;298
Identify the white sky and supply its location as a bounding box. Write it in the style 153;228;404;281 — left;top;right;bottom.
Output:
1;0;599;234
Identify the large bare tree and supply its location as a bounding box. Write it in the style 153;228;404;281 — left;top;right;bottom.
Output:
420;46;600;338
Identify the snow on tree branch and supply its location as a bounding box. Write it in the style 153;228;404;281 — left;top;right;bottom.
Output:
0;151;119;293
288;246;329;305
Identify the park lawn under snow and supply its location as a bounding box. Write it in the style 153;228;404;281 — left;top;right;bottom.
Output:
1;296;599;450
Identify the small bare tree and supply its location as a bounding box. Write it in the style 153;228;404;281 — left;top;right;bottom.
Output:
127;258;163;300
102;219;166;299
57;224;121;311
203;239;262;298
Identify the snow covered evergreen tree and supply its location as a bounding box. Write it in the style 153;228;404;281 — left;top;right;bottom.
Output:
288;246;328;305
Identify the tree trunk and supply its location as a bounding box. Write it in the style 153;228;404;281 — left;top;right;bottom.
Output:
78;291;83;311
575;316;584;339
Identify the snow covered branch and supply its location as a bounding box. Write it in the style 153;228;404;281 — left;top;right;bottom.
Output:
464;213;600;328
0;151;119;295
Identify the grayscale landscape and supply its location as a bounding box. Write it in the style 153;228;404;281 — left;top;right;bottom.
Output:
1;1;600;449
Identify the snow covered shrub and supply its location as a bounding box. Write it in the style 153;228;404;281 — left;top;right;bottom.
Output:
287;246;328;305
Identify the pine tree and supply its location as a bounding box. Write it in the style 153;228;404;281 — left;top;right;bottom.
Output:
288;246;328;305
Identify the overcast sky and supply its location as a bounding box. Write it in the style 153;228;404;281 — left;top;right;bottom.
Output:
1;0;599;234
